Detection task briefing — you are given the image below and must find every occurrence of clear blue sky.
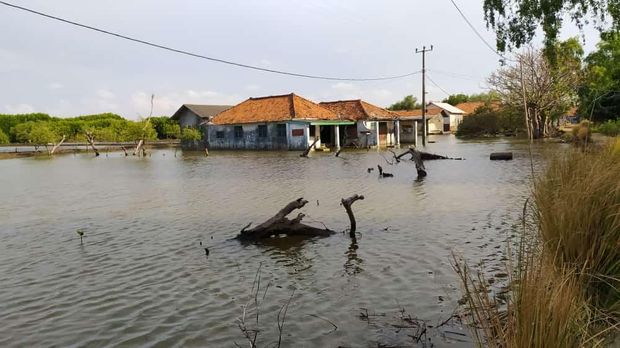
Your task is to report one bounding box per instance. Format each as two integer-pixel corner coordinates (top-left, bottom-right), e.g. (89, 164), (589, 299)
(0, 0), (601, 118)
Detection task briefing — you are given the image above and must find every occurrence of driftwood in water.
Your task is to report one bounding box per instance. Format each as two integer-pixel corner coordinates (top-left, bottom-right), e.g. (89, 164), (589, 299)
(50, 135), (66, 155)
(237, 198), (334, 240)
(341, 194), (364, 238)
(236, 194), (365, 241)
(204, 146), (209, 157)
(133, 139), (144, 156)
(300, 138), (320, 157)
(490, 152), (513, 160)
(377, 165), (394, 178)
(335, 148), (343, 157)
(395, 148), (461, 161)
(84, 132), (100, 156)
(121, 146), (129, 156)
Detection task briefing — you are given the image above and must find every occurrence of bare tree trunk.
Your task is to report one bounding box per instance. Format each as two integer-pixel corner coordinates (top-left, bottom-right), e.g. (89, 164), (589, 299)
(121, 146), (128, 156)
(50, 135), (66, 155)
(85, 132), (100, 156)
(341, 194), (364, 238)
(133, 139), (144, 156)
(300, 138), (319, 157)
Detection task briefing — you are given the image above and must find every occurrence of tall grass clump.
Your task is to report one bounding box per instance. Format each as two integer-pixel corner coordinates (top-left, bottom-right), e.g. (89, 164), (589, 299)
(454, 142), (620, 347)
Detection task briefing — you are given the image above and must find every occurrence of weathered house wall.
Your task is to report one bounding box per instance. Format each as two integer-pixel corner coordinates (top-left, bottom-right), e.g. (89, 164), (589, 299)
(208, 122), (310, 150)
(176, 109), (203, 129)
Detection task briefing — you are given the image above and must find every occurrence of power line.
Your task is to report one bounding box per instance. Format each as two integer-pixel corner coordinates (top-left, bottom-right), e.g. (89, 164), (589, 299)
(426, 74), (451, 96)
(446, 0), (513, 62)
(0, 1), (421, 82)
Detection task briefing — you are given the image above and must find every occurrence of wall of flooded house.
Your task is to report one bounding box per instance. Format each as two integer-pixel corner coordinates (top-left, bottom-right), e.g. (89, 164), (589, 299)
(207, 122), (309, 150)
(177, 110), (202, 129)
(357, 121), (377, 147)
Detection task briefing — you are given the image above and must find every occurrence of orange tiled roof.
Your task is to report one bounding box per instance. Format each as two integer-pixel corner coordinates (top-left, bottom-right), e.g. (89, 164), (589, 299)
(455, 101), (501, 115)
(319, 100), (397, 121)
(393, 106), (442, 119)
(211, 93), (339, 125)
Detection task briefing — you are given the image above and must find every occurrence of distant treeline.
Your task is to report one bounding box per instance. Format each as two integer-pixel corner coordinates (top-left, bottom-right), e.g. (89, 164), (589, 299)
(0, 113), (182, 145)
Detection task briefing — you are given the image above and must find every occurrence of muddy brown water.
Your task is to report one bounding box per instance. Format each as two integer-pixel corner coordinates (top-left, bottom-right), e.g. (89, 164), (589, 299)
(0, 136), (563, 347)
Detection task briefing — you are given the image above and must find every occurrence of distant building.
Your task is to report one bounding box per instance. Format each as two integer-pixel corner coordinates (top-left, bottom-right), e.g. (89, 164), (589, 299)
(455, 101), (501, 116)
(319, 99), (399, 148)
(393, 108), (444, 141)
(208, 93), (352, 150)
(170, 104), (233, 129)
(428, 102), (465, 133)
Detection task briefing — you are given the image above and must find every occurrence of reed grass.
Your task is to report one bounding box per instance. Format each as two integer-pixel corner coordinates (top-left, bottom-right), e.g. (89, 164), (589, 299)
(454, 140), (620, 347)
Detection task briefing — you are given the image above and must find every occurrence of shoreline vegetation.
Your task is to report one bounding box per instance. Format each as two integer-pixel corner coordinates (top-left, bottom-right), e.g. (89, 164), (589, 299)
(455, 139), (620, 347)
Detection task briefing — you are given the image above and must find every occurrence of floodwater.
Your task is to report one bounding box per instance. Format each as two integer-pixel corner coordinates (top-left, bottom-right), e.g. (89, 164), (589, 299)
(0, 136), (562, 347)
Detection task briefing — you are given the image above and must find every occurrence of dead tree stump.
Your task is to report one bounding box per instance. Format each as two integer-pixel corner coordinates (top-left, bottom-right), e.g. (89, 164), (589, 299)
(236, 198), (334, 240)
(341, 194), (364, 238)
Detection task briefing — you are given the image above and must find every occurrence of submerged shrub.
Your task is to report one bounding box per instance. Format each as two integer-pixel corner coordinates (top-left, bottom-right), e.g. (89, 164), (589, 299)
(0, 128), (9, 144)
(181, 127), (203, 141)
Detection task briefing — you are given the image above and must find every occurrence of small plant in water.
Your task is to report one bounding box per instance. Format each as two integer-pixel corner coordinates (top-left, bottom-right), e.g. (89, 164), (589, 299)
(76, 229), (85, 244)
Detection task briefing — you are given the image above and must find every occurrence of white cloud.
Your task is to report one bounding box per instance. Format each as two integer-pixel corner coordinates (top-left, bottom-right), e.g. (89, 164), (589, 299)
(245, 84), (260, 91)
(5, 103), (35, 114)
(97, 89), (116, 99)
(321, 82), (395, 107)
(49, 82), (64, 90)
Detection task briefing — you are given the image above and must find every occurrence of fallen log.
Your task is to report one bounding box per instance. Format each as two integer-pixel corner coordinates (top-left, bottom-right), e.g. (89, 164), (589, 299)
(237, 198), (334, 240)
(490, 152), (513, 160)
(236, 194), (365, 241)
(395, 147), (461, 161)
(300, 138), (320, 157)
(341, 194), (364, 238)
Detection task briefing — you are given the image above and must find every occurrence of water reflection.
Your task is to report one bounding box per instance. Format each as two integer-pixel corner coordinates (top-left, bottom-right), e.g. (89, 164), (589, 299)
(344, 238), (364, 275)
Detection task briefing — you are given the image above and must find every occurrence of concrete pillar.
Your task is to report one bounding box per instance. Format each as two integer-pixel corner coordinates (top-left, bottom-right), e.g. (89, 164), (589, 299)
(413, 121), (418, 147)
(375, 121), (380, 148)
(314, 125), (321, 149)
(334, 125), (340, 149)
(394, 120), (401, 147)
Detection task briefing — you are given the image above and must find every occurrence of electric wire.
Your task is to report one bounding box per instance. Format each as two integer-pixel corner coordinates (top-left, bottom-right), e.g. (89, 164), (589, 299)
(0, 0), (421, 81)
(426, 74), (451, 96)
(447, 0), (514, 62)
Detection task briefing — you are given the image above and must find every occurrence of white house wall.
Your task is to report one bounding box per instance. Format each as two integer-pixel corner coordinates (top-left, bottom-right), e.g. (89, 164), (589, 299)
(207, 122), (309, 150)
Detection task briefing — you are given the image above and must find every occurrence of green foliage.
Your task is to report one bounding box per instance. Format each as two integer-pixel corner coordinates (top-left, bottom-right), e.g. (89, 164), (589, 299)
(483, 0), (619, 57)
(0, 113), (52, 142)
(387, 95), (421, 111)
(579, 32), (620, 122)
(181, 127), (203, 141)
(1, 113), (164, 144)
(442, 94), (469, 106)
(150, 116), (180, 139)
(442, 92), (501, 106)
(456, 104), (524, 137)
(594, 119), (620, 136)
(12, 121), (59, 146)
(0, 128), (9, 144)
(456, 105), (500, 137)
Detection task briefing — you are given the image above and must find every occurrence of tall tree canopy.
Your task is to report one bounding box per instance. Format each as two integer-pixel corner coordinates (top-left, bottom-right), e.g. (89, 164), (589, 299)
(483, 0), (620, 54)
(387, 95), (421, 111)
(579, 31), (620, 121)
(488, 38), (583, 137)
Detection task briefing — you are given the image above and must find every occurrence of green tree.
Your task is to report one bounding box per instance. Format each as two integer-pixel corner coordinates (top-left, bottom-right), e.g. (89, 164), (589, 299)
(442, 94), (470, 106)
(0, 128), (9, 144)
(483, 0), (619, 57)
(163, 123), (181, 139)
(387, 95), (421, 111)
(181, 127), (203, 141)
(579, 32), (620, 122)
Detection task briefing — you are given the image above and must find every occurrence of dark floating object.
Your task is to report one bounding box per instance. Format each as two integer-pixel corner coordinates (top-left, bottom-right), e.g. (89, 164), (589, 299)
(377, 165), (393, 178)
(367, 167), (374, 173)
(204, 248), (209, 256)
(490, 152), (513, 161)
(316, 200), (320, 206)
(76, 229), (85, 244)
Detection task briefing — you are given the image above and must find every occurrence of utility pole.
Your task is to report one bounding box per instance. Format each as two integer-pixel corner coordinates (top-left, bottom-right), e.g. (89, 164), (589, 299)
(416, 45), (433, 146)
